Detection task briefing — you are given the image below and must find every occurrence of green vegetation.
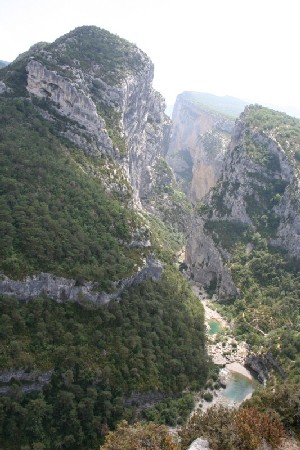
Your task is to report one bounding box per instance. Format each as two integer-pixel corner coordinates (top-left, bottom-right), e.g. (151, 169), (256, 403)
(0, 98), (144, 285)
(243, 104), (300, 171)
(201, 130), (227, 161)
(146, 159), (192, 236)
(43, 26), (147, 85)
(147, 215), (185, 262)
(96, 103), (127, 156)
(0, 270), (208, 449)
(0, 58), (28, 96)
(142, 394), (195, 426)
(244, 383), (300, 436)
(204, 220), (249, 251)
(244, 175), (287, 237)
(209, 183), (232, 216)
(214, 237), (300, 385)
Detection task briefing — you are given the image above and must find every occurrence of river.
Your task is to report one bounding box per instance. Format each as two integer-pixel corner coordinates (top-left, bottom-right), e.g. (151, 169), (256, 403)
(190, 283), (257, 409)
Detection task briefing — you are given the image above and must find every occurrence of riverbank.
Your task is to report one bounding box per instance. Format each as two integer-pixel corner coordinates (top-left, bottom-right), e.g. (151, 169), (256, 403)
(191, 284), (249, 367)
(190, 282), (255, 411)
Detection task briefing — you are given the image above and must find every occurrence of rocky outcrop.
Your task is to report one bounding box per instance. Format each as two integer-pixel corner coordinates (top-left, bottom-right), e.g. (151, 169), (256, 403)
(245, 353), (287, 384)
(0, 80), (12, 94)
(167, 92), (234, 202)
(0, 369), (53, 395)
(186, 216), (238, 299)
(0, 256), (163, 305)
(26, 59), (114, 157)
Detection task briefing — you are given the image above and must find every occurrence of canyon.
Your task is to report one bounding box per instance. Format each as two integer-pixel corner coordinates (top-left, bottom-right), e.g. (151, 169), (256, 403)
(0, 25), (299, 450)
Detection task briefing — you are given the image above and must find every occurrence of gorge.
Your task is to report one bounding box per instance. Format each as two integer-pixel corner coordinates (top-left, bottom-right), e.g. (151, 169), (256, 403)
(0, 26), (299, 450)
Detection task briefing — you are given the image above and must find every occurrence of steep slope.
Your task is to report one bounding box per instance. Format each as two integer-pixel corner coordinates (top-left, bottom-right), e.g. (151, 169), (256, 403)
(2, 27), (172, 205)
(187, 104), (300, 383)
(0, 26), (186, 297)
(0, 27), (208, 450)
(167, 92), (247, 202)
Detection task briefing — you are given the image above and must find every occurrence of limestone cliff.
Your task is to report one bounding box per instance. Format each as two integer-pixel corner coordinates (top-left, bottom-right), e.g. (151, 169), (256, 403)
(2, 26), (171, 207)
(167, 92), (245, 202)
(186, 105), (300, 299)
(0, 256), (163, 304)
(22, 28), (188, 232)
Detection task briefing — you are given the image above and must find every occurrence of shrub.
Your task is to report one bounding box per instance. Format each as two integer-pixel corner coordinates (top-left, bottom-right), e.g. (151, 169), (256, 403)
(179, 405), (285, 450)
(202, 392), (213, 402)
(100, 420), (179, 450)
(234, 407), (285, 450)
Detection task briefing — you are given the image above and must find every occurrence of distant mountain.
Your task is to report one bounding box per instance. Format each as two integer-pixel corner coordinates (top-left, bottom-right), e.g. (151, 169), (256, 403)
(182, 91), (248, 118)
(267, 103), (300, 119)
(0, 60), (9, 68)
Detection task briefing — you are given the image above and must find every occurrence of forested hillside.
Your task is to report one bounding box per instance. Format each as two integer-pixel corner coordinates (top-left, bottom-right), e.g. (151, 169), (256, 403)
(0, 27), (209, 449)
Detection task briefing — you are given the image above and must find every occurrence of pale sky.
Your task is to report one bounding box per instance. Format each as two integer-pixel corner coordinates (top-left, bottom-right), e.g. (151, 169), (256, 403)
(1, 0), (299, 113)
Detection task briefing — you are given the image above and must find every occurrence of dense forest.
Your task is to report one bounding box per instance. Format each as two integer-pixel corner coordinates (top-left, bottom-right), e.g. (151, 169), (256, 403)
(0, 271), (208, 449)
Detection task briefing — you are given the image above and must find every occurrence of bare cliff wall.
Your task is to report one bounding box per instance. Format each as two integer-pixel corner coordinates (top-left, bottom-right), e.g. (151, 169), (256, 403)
(25, 42), (171, 207)
(167, 93), (234, 202)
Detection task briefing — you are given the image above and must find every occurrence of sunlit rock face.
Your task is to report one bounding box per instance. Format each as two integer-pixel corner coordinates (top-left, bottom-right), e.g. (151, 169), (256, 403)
(167, 92), (237, 202)
(20, 27), (172, 208)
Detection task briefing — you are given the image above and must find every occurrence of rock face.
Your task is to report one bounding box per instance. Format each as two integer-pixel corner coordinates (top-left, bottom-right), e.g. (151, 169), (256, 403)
(245, 353), (287, 384)
(0, 370), (53, 395)
(186, 105), (300, 299)
(27, 60), (108, 136)
(0, 256), (163, 304)
(186, 215), (238, 298)
(167, 92), (237, 202)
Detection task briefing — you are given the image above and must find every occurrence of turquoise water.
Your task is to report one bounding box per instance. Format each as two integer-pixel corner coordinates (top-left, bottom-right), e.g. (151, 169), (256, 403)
(222, 371), (256, 403)
(208, 320), (221, 335)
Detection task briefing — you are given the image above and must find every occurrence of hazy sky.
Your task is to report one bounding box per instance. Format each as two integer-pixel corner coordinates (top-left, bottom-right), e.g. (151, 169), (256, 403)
(1, 0), (299, 111)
